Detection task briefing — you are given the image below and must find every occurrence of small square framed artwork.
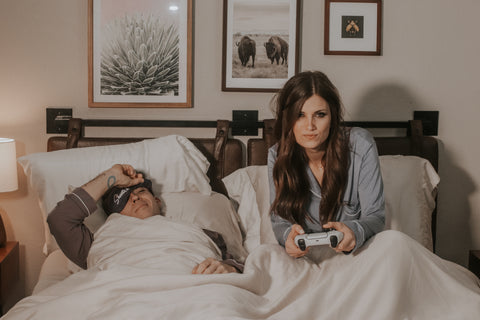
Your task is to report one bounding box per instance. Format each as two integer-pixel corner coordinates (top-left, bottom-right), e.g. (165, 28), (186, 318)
(324, 0), (382, 55)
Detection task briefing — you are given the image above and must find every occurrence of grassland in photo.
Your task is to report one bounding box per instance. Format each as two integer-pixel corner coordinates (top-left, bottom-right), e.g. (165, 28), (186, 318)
(232, 33), (289, 79)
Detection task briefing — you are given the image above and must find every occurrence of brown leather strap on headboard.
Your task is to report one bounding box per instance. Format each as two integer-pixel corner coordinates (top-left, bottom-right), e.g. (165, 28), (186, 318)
(67, 118), (82, 149)
(408, 119), (423, 158)
(264, 119), (276, 150)
(247, 119), (276, 166)
(210, 120), (230, 195)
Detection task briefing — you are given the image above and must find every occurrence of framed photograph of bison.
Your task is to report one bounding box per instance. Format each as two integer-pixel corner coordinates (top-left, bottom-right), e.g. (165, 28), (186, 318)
(88, 0), (193, 108)
(222, 0), (301, 92)
(324, 0), (382, 55)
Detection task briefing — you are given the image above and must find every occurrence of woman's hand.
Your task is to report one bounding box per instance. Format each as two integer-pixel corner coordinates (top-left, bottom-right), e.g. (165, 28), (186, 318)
(322, 221), (356, 253)
(285, 224), (309, 258)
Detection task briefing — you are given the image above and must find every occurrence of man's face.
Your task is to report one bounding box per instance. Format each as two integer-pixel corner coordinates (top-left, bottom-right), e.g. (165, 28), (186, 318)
(119, 187), (162, 219)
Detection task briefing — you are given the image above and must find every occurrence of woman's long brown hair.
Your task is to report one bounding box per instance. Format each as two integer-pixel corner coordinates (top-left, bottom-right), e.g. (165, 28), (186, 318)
(271, 71), (350, 227)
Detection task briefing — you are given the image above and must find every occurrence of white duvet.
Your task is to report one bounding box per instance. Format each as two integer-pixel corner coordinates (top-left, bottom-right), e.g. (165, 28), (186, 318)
(4, 215), (480, 320)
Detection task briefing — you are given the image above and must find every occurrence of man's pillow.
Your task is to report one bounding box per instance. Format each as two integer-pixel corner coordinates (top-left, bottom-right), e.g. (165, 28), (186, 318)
(18, 135), (212, 255)
(162, 192), (247, 262)
(223, 156), (440, 253)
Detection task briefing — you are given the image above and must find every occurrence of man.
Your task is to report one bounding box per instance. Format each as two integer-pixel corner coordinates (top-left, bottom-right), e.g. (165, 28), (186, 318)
(47, 164), (243, 274)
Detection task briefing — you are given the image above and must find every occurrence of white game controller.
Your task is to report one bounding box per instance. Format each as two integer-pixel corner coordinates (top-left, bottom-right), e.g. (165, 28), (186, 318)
(294, 230), (344, 251)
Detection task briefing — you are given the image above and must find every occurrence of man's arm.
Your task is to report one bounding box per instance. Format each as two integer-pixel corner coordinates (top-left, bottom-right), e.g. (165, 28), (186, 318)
(47, 188), (97, 269)
(47, 164), (145, 269)
(192, 229), (244, 274)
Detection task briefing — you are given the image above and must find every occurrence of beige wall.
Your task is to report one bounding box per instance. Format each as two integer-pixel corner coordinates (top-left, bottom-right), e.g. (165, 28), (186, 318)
(1, 0), (479, 297)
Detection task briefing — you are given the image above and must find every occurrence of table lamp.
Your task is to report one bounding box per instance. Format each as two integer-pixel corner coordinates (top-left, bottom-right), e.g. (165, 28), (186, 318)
(0, 138), (18, 247)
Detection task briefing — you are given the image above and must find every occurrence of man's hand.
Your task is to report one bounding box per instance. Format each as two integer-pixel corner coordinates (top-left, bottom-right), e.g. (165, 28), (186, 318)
(285, 224), (309, 258)
(322, 221), (356, 253)
(192, 258), (238, 274)
(109, 164), (144, 188)
(81, 164), (144, 202)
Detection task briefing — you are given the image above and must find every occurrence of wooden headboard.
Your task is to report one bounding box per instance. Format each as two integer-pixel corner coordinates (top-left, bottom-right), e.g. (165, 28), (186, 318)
(47, 116), (439, 248)
(47, 118), (244, 195)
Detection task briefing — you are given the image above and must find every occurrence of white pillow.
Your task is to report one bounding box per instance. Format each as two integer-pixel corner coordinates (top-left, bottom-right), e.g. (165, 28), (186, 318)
(162, 192), (247, 262)
(222, 166), (276, 253)
(18, 135), (212, 255)
(380, 155), (440, 251)
(223, 156), (440, 252)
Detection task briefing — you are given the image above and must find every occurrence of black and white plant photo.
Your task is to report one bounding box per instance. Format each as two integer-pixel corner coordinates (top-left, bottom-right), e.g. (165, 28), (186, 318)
(88, 0), (193, 108)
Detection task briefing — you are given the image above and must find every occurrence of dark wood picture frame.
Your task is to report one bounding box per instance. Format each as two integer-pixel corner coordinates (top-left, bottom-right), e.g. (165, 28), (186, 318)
(222, 0), (301, 92)
(324, 0), (382, 56)
(88, 0), (193, 108)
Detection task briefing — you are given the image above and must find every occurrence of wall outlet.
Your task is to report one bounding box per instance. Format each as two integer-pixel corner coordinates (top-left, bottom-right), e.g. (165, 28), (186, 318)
(232, 110), (258, 136)
(414, 111), (439, 136)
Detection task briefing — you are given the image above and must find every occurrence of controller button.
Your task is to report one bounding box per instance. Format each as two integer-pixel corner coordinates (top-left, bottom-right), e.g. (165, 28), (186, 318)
(330, 235), (338, 248)
(298, 239), (306, 251)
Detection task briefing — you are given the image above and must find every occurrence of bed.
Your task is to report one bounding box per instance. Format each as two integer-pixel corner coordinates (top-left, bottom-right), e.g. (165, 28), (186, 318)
(5, 117), (480, 319)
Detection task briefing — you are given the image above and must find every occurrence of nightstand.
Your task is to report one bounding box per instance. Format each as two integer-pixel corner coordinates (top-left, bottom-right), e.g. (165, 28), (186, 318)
(0, 241), (19, 315)
(469, 250), (480, 279)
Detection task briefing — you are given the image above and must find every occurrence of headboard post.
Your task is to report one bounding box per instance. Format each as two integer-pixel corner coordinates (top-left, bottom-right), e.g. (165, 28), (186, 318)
(408, 120), (424, 158)
(211, 120), (230, 195)
(264, 119), (276, 150)
(246, 119), (276, 166)
(66, 118), (83, 149)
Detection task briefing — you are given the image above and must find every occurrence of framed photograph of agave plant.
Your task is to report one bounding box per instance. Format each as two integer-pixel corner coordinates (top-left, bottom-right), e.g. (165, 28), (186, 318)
(88, 0), (193, 108)
(221, 0), (301, 92)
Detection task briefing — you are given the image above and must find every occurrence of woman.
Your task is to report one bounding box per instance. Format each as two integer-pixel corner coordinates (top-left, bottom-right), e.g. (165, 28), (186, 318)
(269, 70), (385, 258)
(265, 71), (480, 317)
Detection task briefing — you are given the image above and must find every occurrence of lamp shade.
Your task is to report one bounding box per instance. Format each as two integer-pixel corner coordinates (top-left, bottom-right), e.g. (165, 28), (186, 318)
(0, 138), (18, 192)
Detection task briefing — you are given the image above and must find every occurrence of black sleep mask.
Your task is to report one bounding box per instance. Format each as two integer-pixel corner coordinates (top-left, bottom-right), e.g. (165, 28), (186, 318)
(101, 178), (153, 215)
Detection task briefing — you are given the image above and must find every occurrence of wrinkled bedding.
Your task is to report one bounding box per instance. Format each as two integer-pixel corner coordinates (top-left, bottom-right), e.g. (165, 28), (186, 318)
(4, 215), (480, 320)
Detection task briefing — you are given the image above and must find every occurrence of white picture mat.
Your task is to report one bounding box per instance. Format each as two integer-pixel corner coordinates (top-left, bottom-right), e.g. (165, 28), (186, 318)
(224, 0), (297, 90)
(329, 2), (378, 52)
(92, 0), (189, 103)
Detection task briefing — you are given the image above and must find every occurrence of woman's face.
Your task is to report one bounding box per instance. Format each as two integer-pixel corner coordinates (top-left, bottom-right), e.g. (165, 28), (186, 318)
(293, 94), (331, 153)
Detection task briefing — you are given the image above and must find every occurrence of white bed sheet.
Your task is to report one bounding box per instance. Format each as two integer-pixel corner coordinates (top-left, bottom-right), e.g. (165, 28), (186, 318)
(7, 216), (480, 320)
(32, 249), (78, 295)
(14, 155), (479, 319)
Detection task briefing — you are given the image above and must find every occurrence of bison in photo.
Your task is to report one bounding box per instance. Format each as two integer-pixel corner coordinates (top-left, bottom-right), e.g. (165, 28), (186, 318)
(236, 36), (256, 68)
(264, 36), (288, 65)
